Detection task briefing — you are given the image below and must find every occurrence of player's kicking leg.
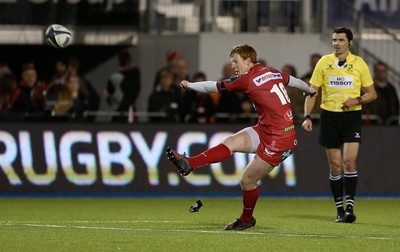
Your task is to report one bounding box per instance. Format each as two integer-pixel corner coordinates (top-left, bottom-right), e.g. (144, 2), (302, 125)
(165, 147), (193, 176)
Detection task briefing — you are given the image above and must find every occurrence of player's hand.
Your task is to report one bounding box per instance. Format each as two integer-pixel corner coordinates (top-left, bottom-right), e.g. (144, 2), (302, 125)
(180, 80), (190, 90)
(309, 87), (318, 98)
(301, 119), (313, 132)
(303, 87), (317, 98)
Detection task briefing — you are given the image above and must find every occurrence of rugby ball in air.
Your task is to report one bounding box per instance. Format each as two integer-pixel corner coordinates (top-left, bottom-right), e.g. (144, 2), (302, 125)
(45, 24), (72, 48)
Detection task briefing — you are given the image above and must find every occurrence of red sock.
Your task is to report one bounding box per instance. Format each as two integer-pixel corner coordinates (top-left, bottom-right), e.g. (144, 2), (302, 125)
(188, 144), (231, 169)
(240, 187), (259, 223)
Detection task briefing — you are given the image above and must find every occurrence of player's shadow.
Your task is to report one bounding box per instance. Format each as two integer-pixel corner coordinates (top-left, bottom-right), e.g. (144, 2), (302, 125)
(355, 222), (400, 229)
(285, 214), (332, 222)
(196, 222), (274, 231)
(195, 222), (230, 229)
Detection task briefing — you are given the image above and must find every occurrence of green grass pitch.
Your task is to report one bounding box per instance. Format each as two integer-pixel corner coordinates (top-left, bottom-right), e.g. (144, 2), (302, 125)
(0, 197), (399, 251)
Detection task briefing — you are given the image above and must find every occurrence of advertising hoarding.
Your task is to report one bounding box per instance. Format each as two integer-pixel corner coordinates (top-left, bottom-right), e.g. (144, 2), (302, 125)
(0, 123), (398, 196)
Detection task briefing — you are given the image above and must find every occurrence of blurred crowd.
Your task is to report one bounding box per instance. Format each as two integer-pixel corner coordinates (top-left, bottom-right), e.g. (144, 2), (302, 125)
(0, 57), (100, 122)
(1, 50), (399, 125)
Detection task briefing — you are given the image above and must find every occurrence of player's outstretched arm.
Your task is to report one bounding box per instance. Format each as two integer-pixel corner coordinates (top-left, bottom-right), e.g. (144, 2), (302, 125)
(180, 80), (218, 93)
(287, 76), (317, 97)
(180, 80), (190, 89)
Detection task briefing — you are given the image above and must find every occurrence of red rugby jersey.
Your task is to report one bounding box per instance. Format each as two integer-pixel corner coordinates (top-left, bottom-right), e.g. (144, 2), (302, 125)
(217, 63), (295, 138)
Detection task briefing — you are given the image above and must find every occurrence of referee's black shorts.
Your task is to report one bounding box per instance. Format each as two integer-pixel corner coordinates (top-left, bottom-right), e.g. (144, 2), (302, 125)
(318, 109), (362, 148)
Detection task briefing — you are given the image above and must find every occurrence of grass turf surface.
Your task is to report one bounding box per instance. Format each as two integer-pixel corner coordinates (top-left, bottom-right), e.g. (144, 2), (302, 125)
(0, 198), (399, 251)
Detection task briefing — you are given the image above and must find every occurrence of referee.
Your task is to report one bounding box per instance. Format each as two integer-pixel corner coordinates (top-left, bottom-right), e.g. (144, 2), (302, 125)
(302, 27), (377, 223)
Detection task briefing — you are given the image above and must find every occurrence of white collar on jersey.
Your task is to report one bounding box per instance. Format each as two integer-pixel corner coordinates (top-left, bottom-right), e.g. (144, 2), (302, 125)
(334, 60), (347, 68)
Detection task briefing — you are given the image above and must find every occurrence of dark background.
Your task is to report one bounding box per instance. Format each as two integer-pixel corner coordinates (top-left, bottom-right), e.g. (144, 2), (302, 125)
(0, 0), (139, 26)
(1, 45), (127, 83)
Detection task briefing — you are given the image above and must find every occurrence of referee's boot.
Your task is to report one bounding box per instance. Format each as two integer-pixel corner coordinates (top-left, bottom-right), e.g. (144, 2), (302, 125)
(335, 212), (345, 223)
(166, 147), (193, 176)
(343, 206), (357, 223)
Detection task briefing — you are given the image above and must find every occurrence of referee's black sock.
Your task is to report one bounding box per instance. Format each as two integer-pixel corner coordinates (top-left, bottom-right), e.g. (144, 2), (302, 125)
(344, 171), (358, 213)
(329, 174), (344, 214)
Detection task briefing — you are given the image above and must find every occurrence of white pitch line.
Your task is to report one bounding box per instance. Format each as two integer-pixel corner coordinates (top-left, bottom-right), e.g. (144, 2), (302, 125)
(1, 222), (394, 241)
(0, 220), (188, 224)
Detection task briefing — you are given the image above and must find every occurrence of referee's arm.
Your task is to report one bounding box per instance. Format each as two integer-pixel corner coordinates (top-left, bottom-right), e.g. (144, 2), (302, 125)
(359, 85), (377, 104)
(343, 85), (377, 109)
(304, 84), (319, 117)
(302, 84), (320, 132)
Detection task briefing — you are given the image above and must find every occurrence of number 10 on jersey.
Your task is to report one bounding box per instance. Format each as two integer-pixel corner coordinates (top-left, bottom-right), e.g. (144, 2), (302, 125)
(270, 83), (291, 105)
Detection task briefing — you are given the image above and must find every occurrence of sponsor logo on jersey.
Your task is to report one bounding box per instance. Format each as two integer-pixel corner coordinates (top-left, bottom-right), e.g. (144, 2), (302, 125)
(280, 149), (293, 160)
(328, 76), (354, 88)
(264, 148), (276, 157)
(284, 125), (295, 132)
(326, 64), (334, 70)
(354, 132), (360, 138)
(284, 109), (293, 122)
(347, 64), (353, 72)
(266, 143), (279, 151)
(253, 72), (282, 86)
